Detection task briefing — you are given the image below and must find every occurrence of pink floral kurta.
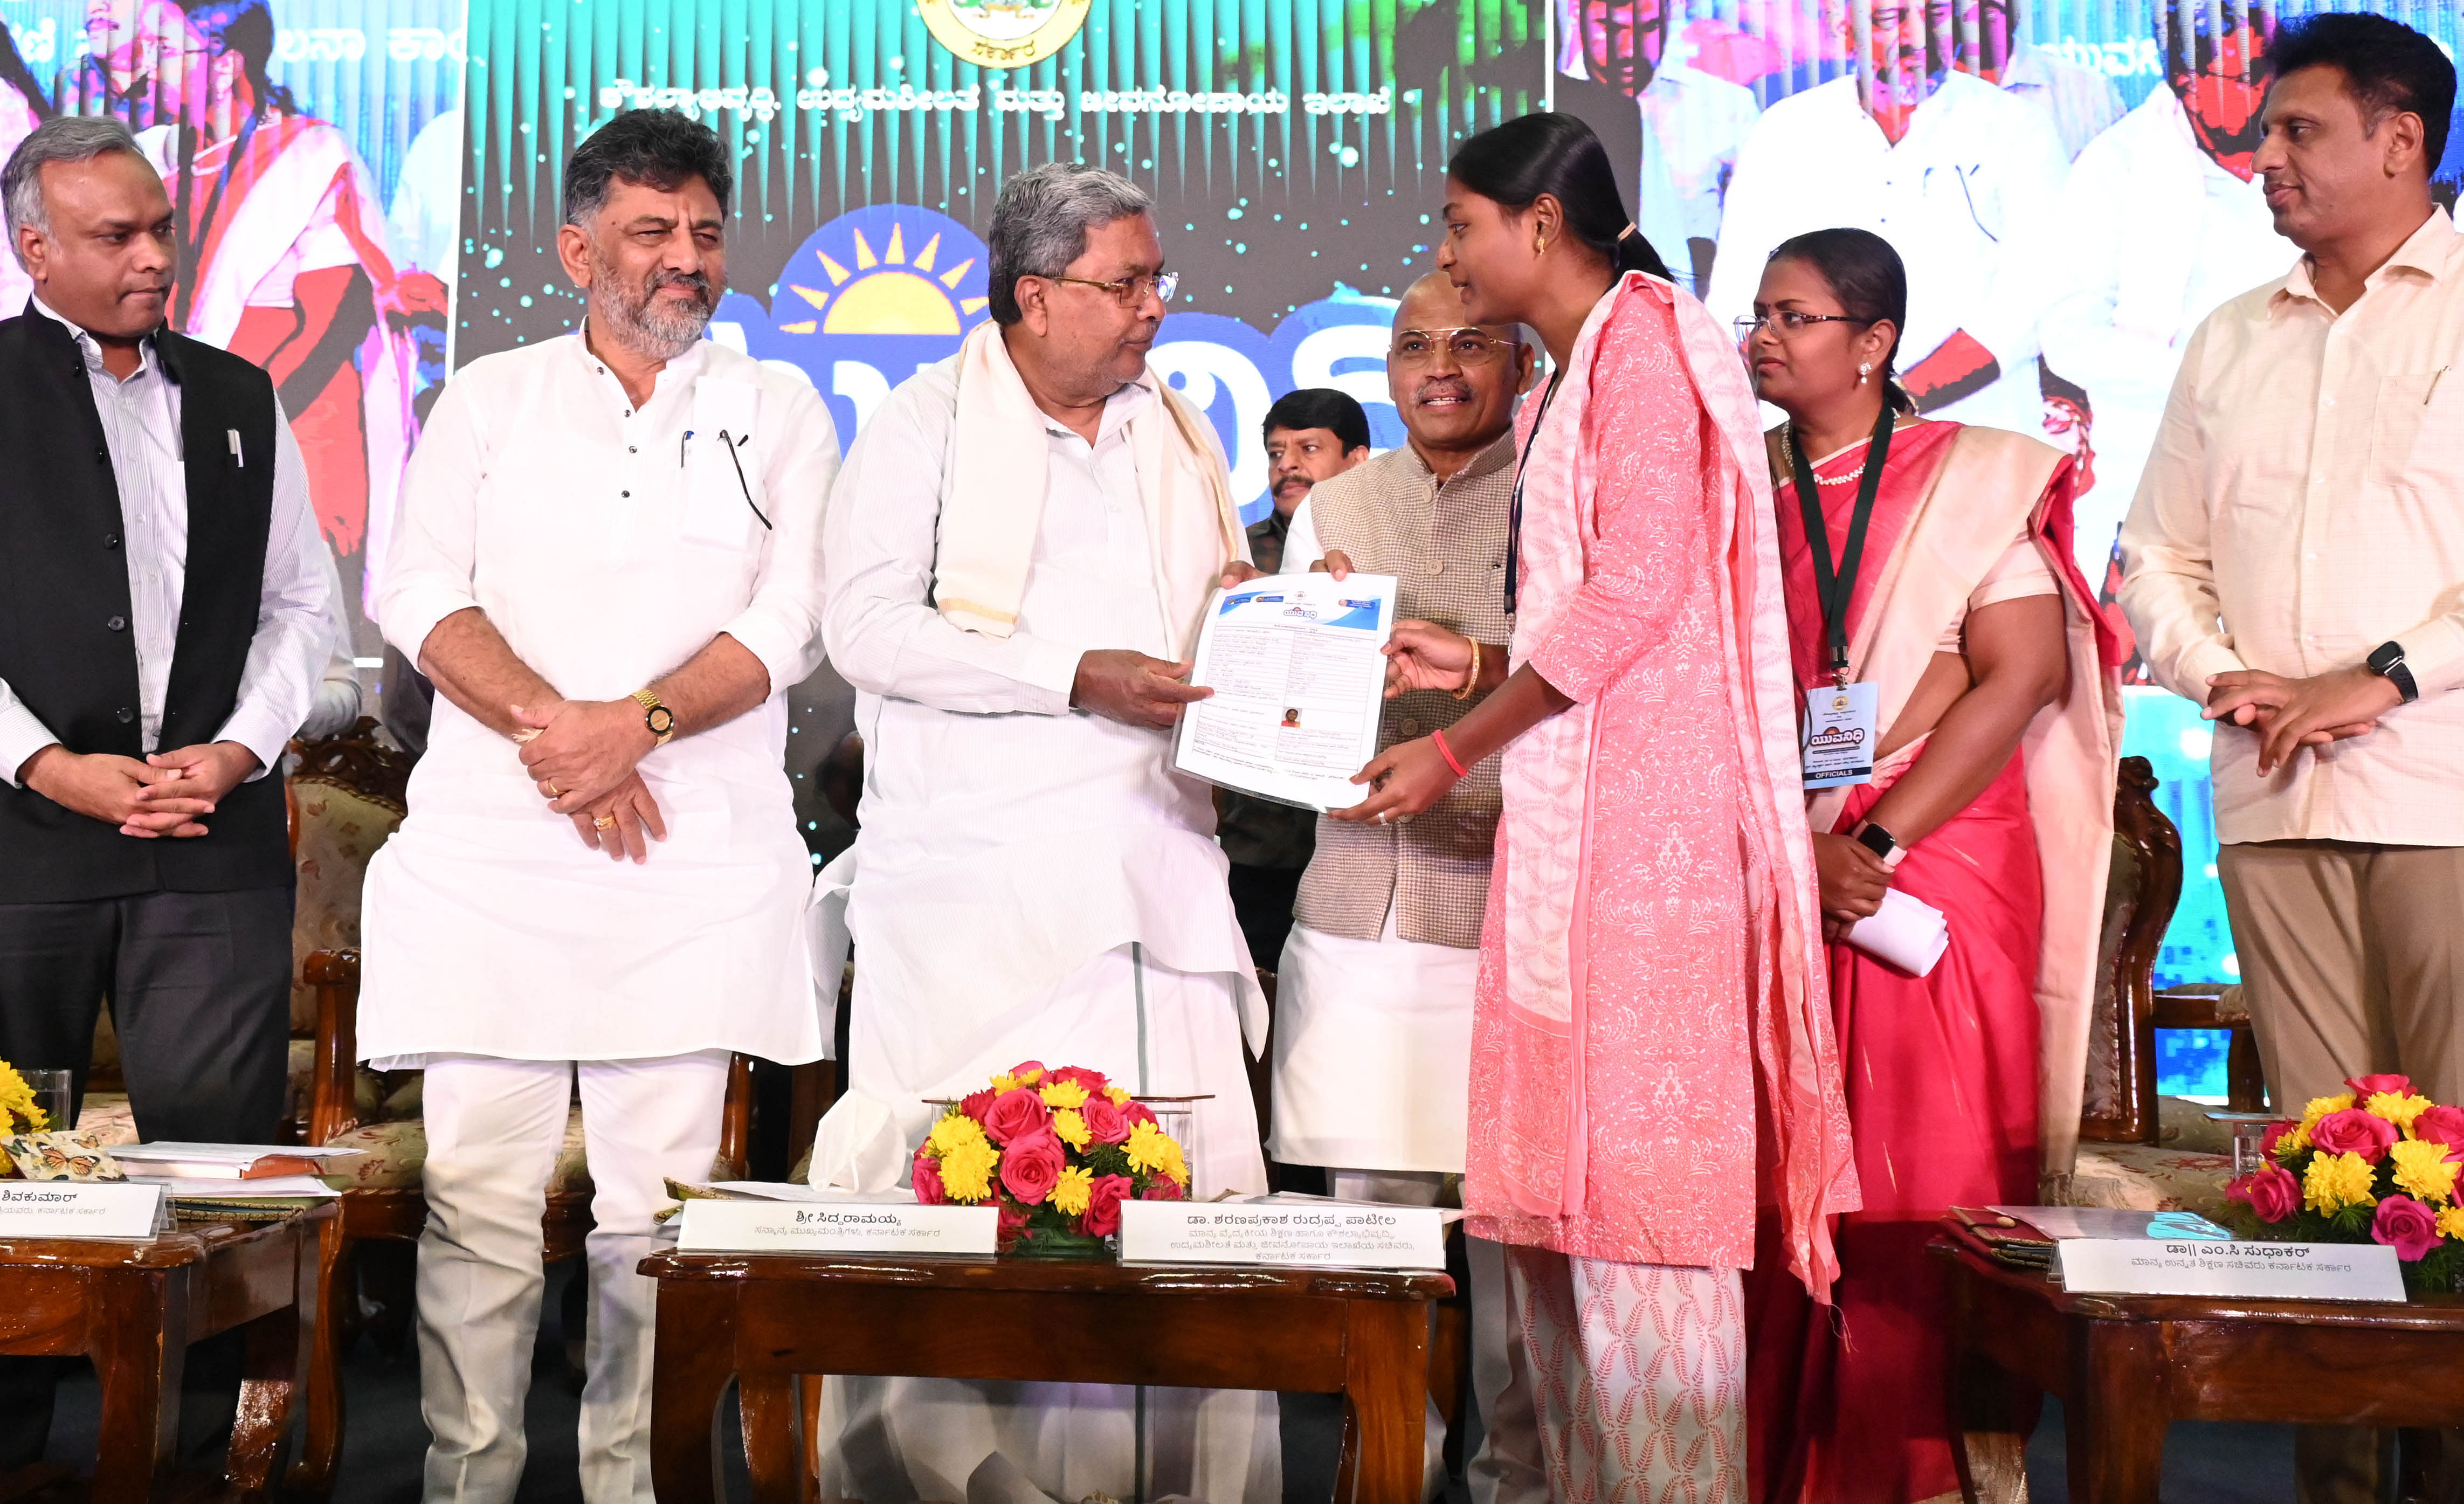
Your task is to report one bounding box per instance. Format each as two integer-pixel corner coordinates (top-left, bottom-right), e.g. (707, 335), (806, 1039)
(1466, 278), (1856, 1283)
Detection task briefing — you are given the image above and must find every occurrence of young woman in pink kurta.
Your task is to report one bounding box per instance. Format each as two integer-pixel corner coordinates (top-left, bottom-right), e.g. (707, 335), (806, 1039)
(1334, 112), (1856, 1504)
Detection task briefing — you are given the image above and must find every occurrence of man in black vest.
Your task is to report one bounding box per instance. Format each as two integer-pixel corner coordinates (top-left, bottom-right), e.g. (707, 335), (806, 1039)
(0, 116), (328, 1151)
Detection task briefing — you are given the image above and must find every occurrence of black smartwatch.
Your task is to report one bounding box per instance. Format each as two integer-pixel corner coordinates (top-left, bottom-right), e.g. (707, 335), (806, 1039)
(2366, 641), (2420, 704)
(1854, 821), (1902, 867)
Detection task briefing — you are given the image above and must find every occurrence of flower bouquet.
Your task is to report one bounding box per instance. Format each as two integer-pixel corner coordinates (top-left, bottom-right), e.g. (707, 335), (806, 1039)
(912, 1060), (1190, 1258)
(2224, 1073), (2464, 1294)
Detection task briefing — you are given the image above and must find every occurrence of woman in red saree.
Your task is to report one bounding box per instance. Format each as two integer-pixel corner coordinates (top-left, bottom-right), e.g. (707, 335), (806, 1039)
(1337, 113), (1857, 1503)
(1736, 229), (2127, 1504)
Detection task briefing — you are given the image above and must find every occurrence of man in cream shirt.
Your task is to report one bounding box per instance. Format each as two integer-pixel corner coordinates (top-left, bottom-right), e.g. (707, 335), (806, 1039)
(810, 162), (1273, 1502)
(2118, 23), (2461, 1495)
(363, 110), (834, 1503)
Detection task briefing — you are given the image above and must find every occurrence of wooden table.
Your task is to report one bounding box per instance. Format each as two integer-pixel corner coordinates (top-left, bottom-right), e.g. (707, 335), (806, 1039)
(641, 1250), (1454, 1503)
(0, 1200), (344, 1502)
(1933, 1230), (2464, 1503)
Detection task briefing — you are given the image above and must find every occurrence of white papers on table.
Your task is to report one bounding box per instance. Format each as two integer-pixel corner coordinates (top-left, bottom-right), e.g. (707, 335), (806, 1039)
(707, 1182), (920, 1204)
(1173, 572), (1399, 812)
(127, 1176), (340, 1200)
(112, 1142), (365, 1172)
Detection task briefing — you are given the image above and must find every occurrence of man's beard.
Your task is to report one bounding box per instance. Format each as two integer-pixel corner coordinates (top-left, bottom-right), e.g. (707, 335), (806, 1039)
(593, 252), (716, 361)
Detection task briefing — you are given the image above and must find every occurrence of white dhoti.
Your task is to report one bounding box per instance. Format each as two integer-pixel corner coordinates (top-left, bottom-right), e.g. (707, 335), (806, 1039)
(811, 943), (1277, 1504)
(1270, 908), (1479, 1174)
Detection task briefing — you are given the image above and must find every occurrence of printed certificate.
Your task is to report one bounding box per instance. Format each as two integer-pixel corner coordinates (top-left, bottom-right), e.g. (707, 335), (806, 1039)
(1174, 572), (1399, 811)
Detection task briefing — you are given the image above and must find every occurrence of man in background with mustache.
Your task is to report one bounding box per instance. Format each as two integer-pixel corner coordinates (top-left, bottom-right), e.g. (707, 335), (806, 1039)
(1268, 272), (1542, 1501)
(0, 112), (330, 1470)
(361, 108), (837, 1502)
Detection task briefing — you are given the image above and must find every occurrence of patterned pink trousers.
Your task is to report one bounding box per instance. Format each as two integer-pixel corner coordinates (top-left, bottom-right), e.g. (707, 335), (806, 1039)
(1500, 1247), (1747, 1504)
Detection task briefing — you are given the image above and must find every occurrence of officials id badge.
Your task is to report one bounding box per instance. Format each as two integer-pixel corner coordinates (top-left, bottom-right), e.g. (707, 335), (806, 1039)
(1802, 681), (1878, 789)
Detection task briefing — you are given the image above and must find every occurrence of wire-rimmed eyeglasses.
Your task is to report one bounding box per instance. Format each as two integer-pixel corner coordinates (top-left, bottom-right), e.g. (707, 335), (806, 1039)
(1048, 271), (1181, 306)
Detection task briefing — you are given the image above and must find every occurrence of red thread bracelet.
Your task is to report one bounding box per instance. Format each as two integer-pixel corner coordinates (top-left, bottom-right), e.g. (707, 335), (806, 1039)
(1432, 727), (1469, 778)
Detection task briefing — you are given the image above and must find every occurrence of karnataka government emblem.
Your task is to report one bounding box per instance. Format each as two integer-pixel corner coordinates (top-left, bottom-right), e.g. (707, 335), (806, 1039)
(917, 0), (1092, 68)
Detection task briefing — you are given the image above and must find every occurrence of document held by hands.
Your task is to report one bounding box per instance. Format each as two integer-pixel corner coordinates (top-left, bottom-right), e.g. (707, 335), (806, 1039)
(1174, 573), (1399, 812)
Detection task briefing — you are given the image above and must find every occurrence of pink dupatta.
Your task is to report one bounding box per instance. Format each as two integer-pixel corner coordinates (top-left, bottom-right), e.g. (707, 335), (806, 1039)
(1494, 273), (1859, 1299)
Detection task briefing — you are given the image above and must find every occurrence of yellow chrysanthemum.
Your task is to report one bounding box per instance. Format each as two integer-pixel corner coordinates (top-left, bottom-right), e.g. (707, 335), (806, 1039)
(2272, 1120), (2312, 1160)
(2370, 1092), (2434, 1132)
(990, 1073), (1020, 1093)
(1105, 1085), (1132, 1107)
(1124, 1120), (1181, 1180)
(1040, 1080), (1091, 1111)
(2439, 1205), (2464, 1243)
(2303, 1150), (2380, 1216)
(1053, 1165), (1093, 1218)
(937, 1137), (998, 1203)
(2301, 1093), (2357, 1129)
(0, 1061), (44, 1134)
(1052, 1107), (1092, 1150)
(929, 1110), (989, 1156)
(2391, 1139), (2462, 1203)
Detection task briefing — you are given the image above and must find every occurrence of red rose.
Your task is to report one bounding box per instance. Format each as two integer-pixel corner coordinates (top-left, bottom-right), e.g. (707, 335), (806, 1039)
(2373, 1194), (2444, 1261)
(2312, 1107), (2400, 1163)
(1048, 1065), (1112, 1095)
(2413, 1105), (2464, 1151)
(2346, 1073), (2414, 1100)
(1083, 1174), (1133, 1236)
(1079, 1094), (1131, 1146)
(2226, 1161), (2299, 1223)
(998, 1130), (1066, 1205)
(1140, 1177), (1183, 1201)
(996, 1198), (1030, 1247)
(1121, 1100), (1159, 1132)
(959, 1088), (997, 1122)
(912, 1149), (948, 1206)
(981, 1087), (1051, 1145)
(1005, 1060), (1047, 1082)
(2259, 1120), (2301, 1160)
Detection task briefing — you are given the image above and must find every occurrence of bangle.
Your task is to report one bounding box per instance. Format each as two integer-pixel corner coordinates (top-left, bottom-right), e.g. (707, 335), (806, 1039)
(1432, 727), (1469, 778)
(1453, 638), (1482, 701)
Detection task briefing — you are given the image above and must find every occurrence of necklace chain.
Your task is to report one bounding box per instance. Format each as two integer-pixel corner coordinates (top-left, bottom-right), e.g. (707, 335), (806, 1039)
(1782, 429), (1866, 487)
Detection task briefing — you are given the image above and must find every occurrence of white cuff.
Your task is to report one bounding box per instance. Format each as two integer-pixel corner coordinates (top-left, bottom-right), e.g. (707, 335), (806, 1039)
(0, 700), (60, 788)
(212, 702), (297, 783)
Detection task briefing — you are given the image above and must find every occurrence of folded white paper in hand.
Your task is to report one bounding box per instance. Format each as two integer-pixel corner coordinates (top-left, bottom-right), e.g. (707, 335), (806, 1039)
(1845, 887), (1949, 976)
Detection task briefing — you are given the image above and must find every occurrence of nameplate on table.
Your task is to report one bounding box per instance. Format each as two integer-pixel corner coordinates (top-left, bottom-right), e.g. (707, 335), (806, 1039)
(2055, 1238), (2405, 1302)
(0, 1182), (168, 1239)
(1116, 1200), (1447, 1269)
(675, 1198), (998, 1255)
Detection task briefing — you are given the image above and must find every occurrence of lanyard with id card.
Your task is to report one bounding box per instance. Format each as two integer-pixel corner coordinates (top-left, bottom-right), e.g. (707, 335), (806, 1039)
(1790, 406), (1896, 790)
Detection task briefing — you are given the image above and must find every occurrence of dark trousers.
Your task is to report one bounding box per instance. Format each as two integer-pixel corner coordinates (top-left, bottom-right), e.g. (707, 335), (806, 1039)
(0, 884), (293, 1468)
(1227, 863), (1305, 972)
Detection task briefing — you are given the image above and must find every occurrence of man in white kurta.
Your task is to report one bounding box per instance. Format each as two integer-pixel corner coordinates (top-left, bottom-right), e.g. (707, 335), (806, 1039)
(809, 163), (1275, 1503)
(362, 111), (832, 1504)
(1708, 43), (2070, 433)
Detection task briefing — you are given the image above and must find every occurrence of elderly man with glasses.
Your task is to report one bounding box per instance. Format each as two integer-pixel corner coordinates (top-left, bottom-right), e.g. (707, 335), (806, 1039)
(809, 161), (1276, 1501)
(1269, 270), (1543, 1501)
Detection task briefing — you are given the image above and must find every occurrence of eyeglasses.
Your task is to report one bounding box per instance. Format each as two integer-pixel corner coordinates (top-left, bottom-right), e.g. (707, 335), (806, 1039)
(1734, 310), (1869, 340)
(1390, 327), (1519, 367)
(1048, 271), (1180, 306)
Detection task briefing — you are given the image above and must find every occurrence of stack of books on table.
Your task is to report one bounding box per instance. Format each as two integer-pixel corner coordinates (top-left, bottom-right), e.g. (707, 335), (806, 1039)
(111, 1143), (359, 1218)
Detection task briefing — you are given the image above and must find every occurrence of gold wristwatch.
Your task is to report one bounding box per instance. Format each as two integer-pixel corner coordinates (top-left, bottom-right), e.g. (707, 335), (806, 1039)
(631, 688), (675, 747)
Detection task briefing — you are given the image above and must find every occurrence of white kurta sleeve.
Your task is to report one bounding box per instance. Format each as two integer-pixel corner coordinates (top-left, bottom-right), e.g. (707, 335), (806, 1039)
(1283, 496), (1326, 572)
(2117, 319), (2247, 699)
(719, 381), (838, 695)
(215, 399), (339, 776)
(372, 373), (487, 667)
(820, 378), (1083, 714)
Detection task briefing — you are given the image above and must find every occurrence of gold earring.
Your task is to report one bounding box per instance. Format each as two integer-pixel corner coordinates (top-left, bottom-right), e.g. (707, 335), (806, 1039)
(1535, 237), (1546, 254)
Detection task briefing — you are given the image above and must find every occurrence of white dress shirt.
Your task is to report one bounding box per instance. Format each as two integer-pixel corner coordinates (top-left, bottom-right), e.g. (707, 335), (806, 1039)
(1632, 61), (1762, 292)
(819, 354), (1262, 1053)
(1999, 44), (2125, 162)
(2039, 89), (2293, 575)
(2120, 210), (2464, 847)
(1708, 71), (2073, 434)
(0, 298), (329, 785)
(359, 330), (836, 1065)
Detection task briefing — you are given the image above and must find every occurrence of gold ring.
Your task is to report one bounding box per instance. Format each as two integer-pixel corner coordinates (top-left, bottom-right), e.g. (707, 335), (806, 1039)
(546, 782), (563, 799)
(593, 815), (616, 830)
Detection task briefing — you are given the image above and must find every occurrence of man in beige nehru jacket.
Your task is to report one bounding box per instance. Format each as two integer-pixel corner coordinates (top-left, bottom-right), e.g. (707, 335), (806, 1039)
(1270, 271), (1542, 1502)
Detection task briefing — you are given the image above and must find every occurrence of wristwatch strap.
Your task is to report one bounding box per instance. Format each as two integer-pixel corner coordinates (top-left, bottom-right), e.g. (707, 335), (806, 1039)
(1854, 821), (1907, 871)
(2368, 641), (2420, 704)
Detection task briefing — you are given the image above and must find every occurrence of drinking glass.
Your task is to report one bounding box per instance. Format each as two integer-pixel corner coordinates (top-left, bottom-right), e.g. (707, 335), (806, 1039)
(22, 1070), (72, 1135)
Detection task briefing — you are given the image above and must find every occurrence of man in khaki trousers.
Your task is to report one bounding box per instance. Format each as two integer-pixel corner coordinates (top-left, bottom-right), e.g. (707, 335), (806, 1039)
(2118, 16), (2461, 1501)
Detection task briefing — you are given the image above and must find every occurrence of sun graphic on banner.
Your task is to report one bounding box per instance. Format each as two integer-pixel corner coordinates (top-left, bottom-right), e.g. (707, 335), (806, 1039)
(775, 218), (990, 336)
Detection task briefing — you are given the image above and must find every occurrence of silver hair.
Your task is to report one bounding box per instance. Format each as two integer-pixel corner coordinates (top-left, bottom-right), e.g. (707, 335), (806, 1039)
(985, 163), (1153, 326)
(3, 117), (147, 268)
